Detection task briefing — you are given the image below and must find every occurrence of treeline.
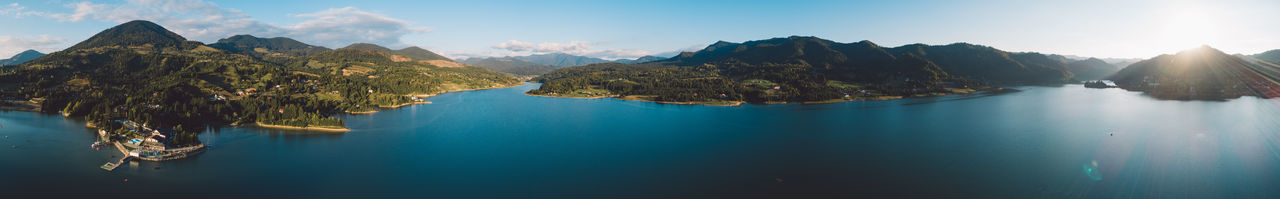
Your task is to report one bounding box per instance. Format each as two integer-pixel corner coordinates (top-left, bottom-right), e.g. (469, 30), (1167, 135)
(530, 61), (981, 103)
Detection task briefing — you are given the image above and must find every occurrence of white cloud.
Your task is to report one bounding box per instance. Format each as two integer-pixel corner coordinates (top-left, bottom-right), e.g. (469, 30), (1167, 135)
(0, 2), (48, 18)
(0, 35), (68, 57)
(492, 40), (593, 54)
(26, 1), (428, 48)
(284, 7), (430, 47)
(487, 40), (654, 60)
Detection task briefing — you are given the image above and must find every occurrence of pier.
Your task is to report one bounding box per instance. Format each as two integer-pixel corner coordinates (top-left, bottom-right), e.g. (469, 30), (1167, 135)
(100, 156), (131, 171)
(94, 120), (208, 172)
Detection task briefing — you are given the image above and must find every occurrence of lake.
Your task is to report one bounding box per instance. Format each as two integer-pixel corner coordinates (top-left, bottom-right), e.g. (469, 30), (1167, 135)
(2, 83), (1278, 198)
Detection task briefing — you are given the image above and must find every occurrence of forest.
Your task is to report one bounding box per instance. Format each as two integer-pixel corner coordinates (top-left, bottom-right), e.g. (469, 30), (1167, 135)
(0, 21), (518, 146)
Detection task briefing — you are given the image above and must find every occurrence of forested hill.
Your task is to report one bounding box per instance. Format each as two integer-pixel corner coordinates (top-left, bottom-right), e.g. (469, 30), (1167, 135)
(1109, 46), (1280, 100)
(340, 43), (452, 61)
(210, 34), (330, 56)
(530, 36), (1115, 104)
(0, 20), (518, 146)
(64, 20), (199, 51)
(208, 34), (331, 64)
(531, 36), (986, 104)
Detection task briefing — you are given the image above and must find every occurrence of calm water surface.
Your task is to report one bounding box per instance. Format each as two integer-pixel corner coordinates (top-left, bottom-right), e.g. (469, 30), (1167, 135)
(2, 84), (1278, 198)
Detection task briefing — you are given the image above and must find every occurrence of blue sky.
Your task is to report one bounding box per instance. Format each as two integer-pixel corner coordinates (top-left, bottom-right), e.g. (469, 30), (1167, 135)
(1, 0), (1278, 60)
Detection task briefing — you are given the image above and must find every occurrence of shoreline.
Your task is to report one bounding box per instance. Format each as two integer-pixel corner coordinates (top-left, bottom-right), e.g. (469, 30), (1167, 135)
(800, 96), (907, 104)
(348, 82), (526, 114)
(524, 93), (745, 106)
(0, 100), (41, 112)
(378, 101), (432, 108)
(522, 89), (1007, 106)
(410, 82), (527, 98)
(616, 95), (745, 106)
(524, 92), (618, 99)
(253, 122), (351, 132)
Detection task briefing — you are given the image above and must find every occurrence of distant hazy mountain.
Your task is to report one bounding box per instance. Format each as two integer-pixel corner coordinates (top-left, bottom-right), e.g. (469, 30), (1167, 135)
(1252, 49), (1280, 64)
(1052, 54), (1141, 69)
(462, 53), (671, 75)
(1065, 58), (1120, 80)
(517, 53), (612, 66)
(1110, 46), (1280, 100)
(0, 50), (45, 66)
(615, 55), (667, 64)
(460, 57), (555, 76)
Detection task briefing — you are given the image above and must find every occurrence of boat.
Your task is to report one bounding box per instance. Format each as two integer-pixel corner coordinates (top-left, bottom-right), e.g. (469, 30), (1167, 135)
(91, 141), (103, 150)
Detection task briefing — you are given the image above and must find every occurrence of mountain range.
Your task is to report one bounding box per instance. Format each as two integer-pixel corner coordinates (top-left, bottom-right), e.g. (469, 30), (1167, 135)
(530, 36), (1142, 104)
(1110, 46), (1280, 99)
(1251, 49), (1280, 64)
(461, 53), (669, 75)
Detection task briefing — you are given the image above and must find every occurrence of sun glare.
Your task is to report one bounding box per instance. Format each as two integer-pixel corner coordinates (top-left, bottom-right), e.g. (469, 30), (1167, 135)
(1157, 5), (1220, 52)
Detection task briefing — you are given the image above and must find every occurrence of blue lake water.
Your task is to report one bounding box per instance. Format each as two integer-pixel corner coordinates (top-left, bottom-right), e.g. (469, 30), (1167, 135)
(2, 83), (1279, 198)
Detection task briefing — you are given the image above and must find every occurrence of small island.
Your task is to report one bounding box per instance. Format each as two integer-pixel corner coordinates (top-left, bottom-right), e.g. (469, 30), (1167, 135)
(1083, 80), (1115, 88)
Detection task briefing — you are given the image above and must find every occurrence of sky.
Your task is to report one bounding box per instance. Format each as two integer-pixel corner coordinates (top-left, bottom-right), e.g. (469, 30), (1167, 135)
(0, 0), (1277, 60)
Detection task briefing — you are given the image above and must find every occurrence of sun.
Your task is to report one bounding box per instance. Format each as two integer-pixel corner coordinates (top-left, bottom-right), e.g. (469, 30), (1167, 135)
(1156, 5), (1220, 51)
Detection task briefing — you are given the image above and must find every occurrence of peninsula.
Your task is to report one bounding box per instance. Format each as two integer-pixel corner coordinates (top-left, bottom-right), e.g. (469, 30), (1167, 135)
(0, 20), (519, 149)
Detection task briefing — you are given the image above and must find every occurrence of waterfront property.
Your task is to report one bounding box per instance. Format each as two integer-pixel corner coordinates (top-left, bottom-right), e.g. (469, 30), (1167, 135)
(96, 120), (206, 169)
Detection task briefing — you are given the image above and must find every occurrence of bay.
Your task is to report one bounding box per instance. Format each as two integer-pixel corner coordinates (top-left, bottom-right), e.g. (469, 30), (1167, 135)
(1, 83), (1278, 198)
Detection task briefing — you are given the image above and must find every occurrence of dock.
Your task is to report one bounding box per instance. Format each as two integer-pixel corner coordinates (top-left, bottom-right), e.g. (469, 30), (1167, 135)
(100, 156), (130, 171)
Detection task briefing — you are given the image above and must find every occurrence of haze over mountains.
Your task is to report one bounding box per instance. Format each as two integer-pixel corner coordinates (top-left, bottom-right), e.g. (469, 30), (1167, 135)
(531, 36), (1280, 103)
(461, 53), (667, 75)
(1251, 49), (1280, 64)
(1110, 46), (1280, 99)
